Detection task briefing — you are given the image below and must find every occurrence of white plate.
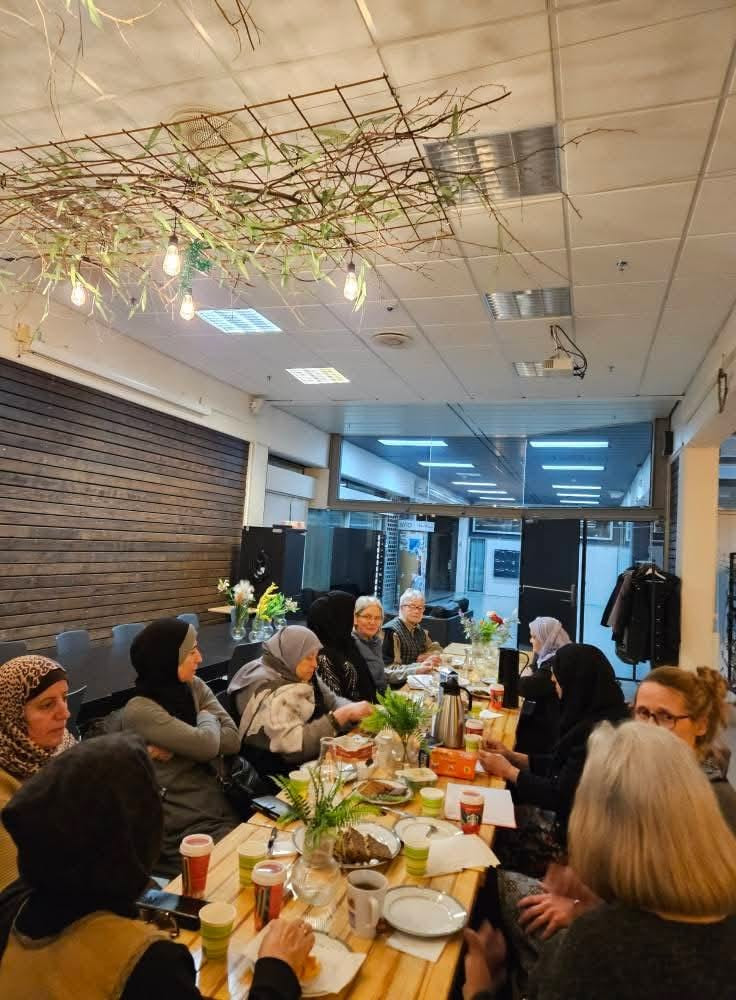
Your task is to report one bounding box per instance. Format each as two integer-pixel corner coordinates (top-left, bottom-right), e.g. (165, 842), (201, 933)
(383, 887), (468, 938)
(394, 817), (461, 842)
(303, 933), (356, 998)
(355, 779), (412, 805)
(292, 822), (401, 869)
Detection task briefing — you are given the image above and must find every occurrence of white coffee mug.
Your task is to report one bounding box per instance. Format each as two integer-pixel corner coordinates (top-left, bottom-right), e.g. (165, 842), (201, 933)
(346, 869), (388, 938)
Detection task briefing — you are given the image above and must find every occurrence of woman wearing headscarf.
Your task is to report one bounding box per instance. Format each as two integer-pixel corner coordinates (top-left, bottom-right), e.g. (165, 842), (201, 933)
(0, 655), (76, 892)
(114, 618), (241, 875)
(481, 643), (628, 876)
(0, 734), (315, 1000)
(516, 617), (572, 755)
(229, 626), (373, 779)
(306, 591), (377, 702)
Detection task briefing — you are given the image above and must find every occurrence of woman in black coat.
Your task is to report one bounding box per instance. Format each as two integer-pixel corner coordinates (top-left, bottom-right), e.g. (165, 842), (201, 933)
(306, 591), (377, 703)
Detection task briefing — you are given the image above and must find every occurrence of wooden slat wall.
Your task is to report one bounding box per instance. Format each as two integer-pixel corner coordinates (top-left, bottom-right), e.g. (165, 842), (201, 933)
(0, 357), (248, 649)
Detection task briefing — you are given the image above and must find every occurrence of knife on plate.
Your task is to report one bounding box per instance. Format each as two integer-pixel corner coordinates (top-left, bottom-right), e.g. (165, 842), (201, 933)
(267, 826), (278, 856)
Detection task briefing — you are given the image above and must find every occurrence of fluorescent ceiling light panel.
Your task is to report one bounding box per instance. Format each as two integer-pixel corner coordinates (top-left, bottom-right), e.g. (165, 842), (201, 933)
(486, 287), (571, 322)
(451, 481), (497, 486)
(552, 484), (601, 490)
(286, 367), (350, 384)
(467, 489), (507, 494)
(478, 497), (516, 502)
(530, 440), (608, 449)
(542, 465), (605, 471)
(556, 492), (604, 498)
(418, 461), (474, 468)
(559, 499), (600, 505)
(197, 308), (281, 334)
(378, 439), (447, 447)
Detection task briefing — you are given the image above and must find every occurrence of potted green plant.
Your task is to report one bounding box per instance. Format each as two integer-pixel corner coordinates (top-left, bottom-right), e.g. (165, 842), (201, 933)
(360, 690), (431, 765)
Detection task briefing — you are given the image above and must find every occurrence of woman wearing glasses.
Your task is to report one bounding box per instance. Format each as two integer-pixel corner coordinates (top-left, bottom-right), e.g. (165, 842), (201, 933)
(381, 589), (441, 672)
(353, 595), (432, 692)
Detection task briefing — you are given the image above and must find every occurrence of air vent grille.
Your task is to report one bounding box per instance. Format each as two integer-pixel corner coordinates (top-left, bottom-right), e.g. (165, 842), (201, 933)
(485, 286), (571, 321)
(371, 331), (414, 349)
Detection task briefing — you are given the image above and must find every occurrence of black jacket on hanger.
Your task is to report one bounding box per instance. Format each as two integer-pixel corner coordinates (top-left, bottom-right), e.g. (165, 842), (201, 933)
(601, 564), (680, 666)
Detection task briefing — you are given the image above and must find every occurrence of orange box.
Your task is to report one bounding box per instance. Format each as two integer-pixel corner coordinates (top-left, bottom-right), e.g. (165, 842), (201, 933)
(429, 747), (477, 780)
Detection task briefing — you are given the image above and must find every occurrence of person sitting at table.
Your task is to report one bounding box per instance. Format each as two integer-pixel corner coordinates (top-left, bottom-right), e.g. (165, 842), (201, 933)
(113, 618), (241, 876)
(515, 617), (571, 755)
(229, 626), (373, 780)
(463, 722), (736, 1000)
(353, 595), (432, 692)
(381, 589), (442, 670)
(0, 655), (76, 892)
(0, 733), (316, 1000)
(480, 643), (628, 877)
(306, 591), (377, 702)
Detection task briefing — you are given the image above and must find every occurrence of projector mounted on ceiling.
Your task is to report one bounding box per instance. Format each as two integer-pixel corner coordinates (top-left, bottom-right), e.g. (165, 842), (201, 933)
(514, 324), (588, 379)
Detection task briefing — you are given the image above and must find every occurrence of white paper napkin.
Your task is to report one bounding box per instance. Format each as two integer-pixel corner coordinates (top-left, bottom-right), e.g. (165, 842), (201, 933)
(407, 674), (435, 691)
(443, 784), (517, 828)
(243, 926), (365, 995)
(387, 931), (448, 961)
(425, 834), (499, 876)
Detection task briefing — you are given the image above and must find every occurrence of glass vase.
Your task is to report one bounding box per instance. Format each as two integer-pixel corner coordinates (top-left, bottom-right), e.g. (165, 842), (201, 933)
(230, 606), (249, 641)
(248, 616), (273, 642)
(291, 833), (341, 930)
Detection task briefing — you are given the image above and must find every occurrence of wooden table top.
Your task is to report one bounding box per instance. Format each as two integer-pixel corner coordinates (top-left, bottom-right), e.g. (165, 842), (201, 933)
(168, 707), (519, 1000)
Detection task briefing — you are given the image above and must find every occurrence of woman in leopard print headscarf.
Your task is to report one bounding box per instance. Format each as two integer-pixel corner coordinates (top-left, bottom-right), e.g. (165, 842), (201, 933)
(0, 656), (77, 890)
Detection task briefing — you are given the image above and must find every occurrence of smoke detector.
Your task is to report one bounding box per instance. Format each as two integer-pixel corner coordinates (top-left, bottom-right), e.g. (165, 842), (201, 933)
(371, 331), (414, 349)
(170, 108), (246, 150)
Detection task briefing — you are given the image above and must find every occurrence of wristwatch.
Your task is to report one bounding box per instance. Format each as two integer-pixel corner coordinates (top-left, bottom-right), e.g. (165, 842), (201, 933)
(327, 711), (340, 734)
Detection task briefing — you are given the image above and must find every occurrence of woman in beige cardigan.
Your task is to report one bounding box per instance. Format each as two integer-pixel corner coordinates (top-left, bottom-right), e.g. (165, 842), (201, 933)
(0, 655), (76, 890)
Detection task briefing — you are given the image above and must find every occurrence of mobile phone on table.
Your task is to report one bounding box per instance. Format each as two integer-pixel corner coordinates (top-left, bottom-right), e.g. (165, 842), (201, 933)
(251, 794), (291, 820)
(137, 888), (208, 930)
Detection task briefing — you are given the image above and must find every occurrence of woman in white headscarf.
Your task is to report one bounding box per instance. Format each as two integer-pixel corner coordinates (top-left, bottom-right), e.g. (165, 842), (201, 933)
(516, 617), (572, 754)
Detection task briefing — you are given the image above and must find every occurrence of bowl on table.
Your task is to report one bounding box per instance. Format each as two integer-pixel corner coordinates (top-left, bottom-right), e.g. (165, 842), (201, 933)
(395, 767), (438, 793)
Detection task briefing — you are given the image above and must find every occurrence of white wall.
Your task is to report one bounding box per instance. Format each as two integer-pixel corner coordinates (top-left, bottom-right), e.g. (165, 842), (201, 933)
(340, 441), (420, 499)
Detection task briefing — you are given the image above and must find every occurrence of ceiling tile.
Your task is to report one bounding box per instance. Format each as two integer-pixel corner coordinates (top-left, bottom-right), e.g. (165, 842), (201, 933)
(573, 282), (666, 317)
(639, 308), (718, 394)
(363, 0), (546, 44)
(666, 277), (736, 318)
(571, 240), (679, 284)
(677, 234), (736, 276)
(563, 102), (716, 194)
(377, 260), (477, 298)
(331, 300), (417, 331)
(556, 0), (734, 46)
(423, 323), (499, 347)
(558, 7), (736, 118)
(467, 251), (570, 292)
(403, 295), (490, 325)
(451, 199), (566, 255)
(690, 175), (736, 235)
(709, 95), (736, 173)
(568, 183), (695, 246)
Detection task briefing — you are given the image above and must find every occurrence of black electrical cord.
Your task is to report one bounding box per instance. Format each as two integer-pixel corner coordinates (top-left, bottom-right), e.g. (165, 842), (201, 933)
(550, 323), (588, 379)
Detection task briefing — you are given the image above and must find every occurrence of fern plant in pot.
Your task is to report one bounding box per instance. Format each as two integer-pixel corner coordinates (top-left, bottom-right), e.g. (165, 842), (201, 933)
(361, 690), (432, 766)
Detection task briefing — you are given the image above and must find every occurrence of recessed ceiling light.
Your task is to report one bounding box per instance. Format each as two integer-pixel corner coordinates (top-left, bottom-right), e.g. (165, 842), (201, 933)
(478, 496), (516, 502)
(552, 484), (601, 490)
(556, 492), (603, 498)
(559, 499), (600, 505)
(418, 461), (474, 468)
(451, 481), (497, 486)
(467, 489), (507, 494)
(456, 473), (481, 477)
(529, 440), (608, 449)
(486, 287), (571, 321)
(286, 367), (350, 384)
(197, 308), (281, 334)
(378, 439), (447, 447)
(542, 465), (605, 471)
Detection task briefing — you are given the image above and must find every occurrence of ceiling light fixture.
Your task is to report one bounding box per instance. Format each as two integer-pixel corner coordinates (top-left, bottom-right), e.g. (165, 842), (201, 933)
(163, 232), (181, 277)
(485, 287), (571, 321)
(179, 290), (195, 321)
(552, 484), (601, 490)
(378, 439), (448, 447)
(197, 309), (281, 334)
(287, 367), (350, 384)
(556, 492), (604, 498)
(542, 465), (605, 471)
(418, 461), (474, 468)
(559, 499), (600, 505)
(466, 489), (507, 494)
(343, 260), (358, 302)
(451, 481), (497, 486)
(530, 440), (608, 449)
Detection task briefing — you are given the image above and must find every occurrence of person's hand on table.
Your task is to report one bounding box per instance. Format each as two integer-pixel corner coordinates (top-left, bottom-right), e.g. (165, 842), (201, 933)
(478, 749), (519, 783)
(258, 917), (315, 976)
(517, 892), (579, 939)
(333, 701), (373, 726)
(463, 921), (507, 1000)
(147, 744), (173, 762)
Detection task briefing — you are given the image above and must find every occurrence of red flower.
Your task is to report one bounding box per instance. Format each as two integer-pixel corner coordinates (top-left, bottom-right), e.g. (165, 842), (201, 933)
(489, 613), (504, 625)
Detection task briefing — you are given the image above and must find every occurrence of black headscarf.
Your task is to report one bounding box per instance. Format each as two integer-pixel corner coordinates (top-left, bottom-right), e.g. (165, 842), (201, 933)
(307, 591), (377, 702)
(552, 643), (628, 755)
(130, 617), (197, 726)
(0, 734), (162, 944)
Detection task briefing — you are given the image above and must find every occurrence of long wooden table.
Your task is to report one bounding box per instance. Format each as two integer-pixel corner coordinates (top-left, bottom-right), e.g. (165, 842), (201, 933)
(167, 706), (519, 1000)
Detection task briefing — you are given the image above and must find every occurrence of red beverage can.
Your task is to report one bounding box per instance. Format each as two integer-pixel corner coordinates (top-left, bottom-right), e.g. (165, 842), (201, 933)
(252, 861), (287, 931)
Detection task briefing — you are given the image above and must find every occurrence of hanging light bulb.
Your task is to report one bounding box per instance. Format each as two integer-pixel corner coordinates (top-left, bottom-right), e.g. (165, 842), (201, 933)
(343, 260), (358, 302)
(71, 281), (86, 308)
(180, 289), (195, 321)
(163, 233), (181, 277)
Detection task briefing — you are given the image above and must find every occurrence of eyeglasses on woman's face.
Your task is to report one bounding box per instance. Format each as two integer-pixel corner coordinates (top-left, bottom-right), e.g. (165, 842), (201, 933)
(633, 706), (691, 729)
(357, 612), (383, 623)
(401, 603), (425, 612)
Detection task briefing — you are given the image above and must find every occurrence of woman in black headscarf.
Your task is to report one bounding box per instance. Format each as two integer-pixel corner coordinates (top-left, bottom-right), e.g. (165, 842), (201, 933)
(0, 734), (314, 1000)
(112, 618), (241, 875)
(306, 591), (377, 703)
(480, 643), (628, 876)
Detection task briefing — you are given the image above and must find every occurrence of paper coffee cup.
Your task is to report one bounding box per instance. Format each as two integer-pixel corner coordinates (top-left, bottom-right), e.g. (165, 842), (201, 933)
(419, 787), (445, 817)
(252, 860), (287, 931)
(238, 839), (268, 887)
(288, 769), (310, 798)
(180, 834), (213, 898)
(459, 790), (484, 834)
(199, 901), (236, 960)
(402, 822), (430, 877)
(464, 733), (481, 755)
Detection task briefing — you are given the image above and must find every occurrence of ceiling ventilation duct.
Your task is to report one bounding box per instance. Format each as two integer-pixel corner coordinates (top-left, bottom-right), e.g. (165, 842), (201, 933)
(485, 287), (571, 321)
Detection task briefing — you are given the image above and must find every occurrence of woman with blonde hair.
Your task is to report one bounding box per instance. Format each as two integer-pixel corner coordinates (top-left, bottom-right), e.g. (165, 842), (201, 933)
(464, 722), (736, 1000)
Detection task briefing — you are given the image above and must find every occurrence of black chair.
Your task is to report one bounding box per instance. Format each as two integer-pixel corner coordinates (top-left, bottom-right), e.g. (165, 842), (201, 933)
(56, 629), (92, 660)
(66, 684), (87, 740)
(177, 613), (200, 629)
(216, 688), (240, 724)
(226, 641), (262, 682)
(0, 640), (27, 664)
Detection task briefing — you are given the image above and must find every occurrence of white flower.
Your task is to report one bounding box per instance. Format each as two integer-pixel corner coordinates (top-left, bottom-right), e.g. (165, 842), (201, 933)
(233, 579), (254, 606)
(284, 597), (299, 614)
(217, 578), (230, 594)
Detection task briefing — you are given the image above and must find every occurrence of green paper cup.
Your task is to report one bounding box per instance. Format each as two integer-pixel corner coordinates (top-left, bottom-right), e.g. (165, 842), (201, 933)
(238, 839), (268, 887)
(199, 901), (236, 960)
(419, 787), (445, 817)
(402, 823), (430, 877)
(464, 733), (481, 755)
(288, 770), (310, 799)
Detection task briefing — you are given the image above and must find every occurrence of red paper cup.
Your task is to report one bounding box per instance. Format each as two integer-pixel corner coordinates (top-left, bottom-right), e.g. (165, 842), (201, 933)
(252, 860), (287, 931)
(180, 834), (214, 897)
(489, 684), (504, 711)
(459, 790), (484, 834)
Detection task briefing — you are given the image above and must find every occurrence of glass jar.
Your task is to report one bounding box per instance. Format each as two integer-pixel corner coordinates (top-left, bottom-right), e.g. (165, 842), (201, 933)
(290, 833), (341, 930)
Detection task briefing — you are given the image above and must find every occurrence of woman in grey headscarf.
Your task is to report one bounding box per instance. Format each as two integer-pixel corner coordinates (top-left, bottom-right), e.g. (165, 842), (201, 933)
(516, 617), (572, 755)
(228, 626), (373, 778)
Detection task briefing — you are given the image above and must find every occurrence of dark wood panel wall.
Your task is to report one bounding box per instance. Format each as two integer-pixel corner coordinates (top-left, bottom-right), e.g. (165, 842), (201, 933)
(0, 357), (248, 649)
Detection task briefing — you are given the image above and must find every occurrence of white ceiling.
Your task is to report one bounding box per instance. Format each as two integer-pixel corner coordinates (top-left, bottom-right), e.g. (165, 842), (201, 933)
(2, 0), (736, 435)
